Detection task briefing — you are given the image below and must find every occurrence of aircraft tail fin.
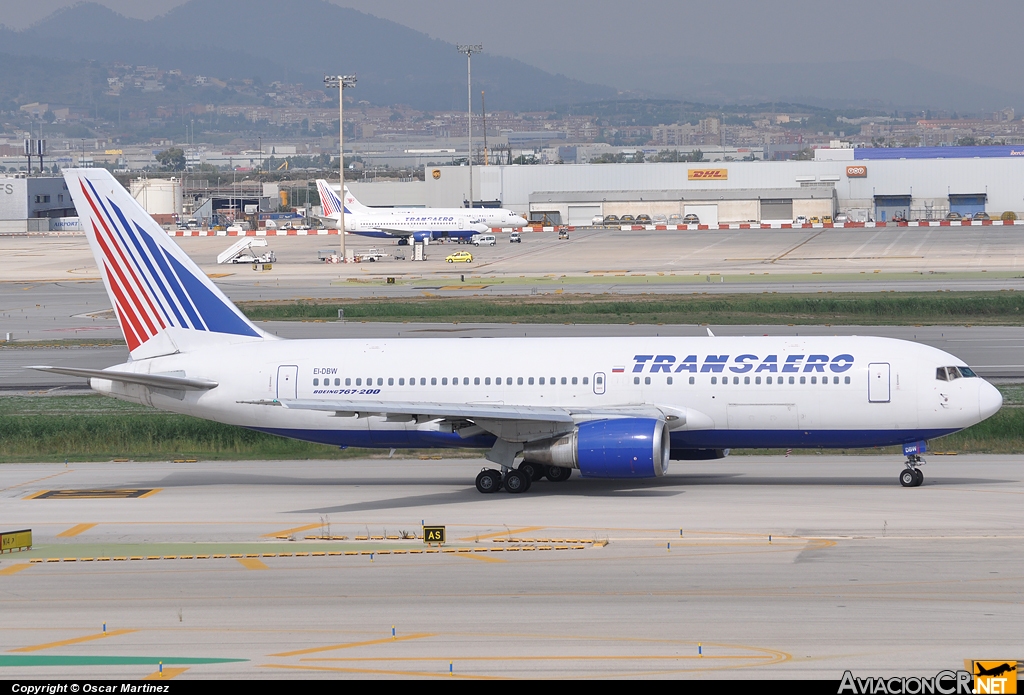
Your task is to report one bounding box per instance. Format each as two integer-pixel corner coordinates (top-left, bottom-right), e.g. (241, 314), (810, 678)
(64, 168), (274, 360)
(342, 185), (370, 212)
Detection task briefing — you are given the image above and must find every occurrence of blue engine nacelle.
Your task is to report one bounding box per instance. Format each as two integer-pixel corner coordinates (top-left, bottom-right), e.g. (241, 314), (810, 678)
(412, 231), (432, 242)
(521, 418), (670, 479)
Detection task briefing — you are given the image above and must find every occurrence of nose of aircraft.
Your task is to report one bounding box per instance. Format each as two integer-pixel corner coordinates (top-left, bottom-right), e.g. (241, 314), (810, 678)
(510, 215), (529, 227)
(979, 380), (1003, 420)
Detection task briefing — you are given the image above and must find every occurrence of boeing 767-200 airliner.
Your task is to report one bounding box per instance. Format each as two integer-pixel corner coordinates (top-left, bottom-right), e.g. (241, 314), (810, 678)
(30, 169), (1002, 494)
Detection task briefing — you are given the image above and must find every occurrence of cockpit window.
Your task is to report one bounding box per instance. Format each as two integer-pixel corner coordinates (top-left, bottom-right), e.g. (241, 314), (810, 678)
(937, 365), (978, 381)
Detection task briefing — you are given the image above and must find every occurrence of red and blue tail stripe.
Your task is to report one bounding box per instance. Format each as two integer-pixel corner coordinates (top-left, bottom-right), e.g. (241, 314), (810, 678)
(67, 169), (262, 353)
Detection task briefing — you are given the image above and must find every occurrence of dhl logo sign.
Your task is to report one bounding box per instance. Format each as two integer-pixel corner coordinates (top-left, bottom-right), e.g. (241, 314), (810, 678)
(688, 168), (728, 180)
(846, 165), (867, 178)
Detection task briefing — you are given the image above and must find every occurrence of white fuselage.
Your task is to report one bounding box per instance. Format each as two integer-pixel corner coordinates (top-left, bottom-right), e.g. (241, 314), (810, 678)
(90, 335), (1001, 453)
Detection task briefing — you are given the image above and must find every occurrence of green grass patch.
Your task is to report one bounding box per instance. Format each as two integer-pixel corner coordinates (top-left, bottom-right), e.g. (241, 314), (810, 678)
(238, 291), (1024, 325)
(2, 392), (1023, 461)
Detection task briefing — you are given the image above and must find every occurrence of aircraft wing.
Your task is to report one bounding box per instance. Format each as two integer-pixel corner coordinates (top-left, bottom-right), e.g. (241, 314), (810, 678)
(278, 399), (709, 442)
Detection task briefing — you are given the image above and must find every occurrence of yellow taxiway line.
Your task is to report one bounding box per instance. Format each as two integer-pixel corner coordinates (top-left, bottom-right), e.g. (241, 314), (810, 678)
(236, 558), (268, 570)
(10, 629), (136, 652)
(143, 667), (189, 680)
(0, 564), (32, 576)
(270, 633), (436, 658)
(57, 523), (97, 538)
(261, 523), (323, 538)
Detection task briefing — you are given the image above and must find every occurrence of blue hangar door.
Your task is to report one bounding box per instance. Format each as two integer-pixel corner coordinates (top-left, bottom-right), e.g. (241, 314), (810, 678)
(949, 194), (987, 217)
(874, 195), (911, 222)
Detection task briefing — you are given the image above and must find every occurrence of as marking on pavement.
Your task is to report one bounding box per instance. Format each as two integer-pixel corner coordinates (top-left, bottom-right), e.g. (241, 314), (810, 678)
(143, 667), (189, 680)
(26, 489), (161, 500)
(261, 522), (323, 538)
(56, 523), (97, 538)
(0, 563), (32, 576)
(11, 629), (136, 653)
(270, 633), (436, 658)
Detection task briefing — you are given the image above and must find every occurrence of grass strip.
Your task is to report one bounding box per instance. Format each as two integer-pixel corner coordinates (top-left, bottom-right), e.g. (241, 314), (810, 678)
(237, 291), (1024, 325)
(1, 394), (1022, 461)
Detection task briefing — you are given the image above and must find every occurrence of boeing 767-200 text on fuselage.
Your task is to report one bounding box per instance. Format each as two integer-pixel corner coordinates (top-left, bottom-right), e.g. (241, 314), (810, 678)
(30, 170), (1002, 493)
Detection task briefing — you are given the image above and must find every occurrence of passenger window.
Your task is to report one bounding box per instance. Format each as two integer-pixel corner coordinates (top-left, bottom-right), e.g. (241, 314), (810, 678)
(529, 377), (535, 385)
(744, 376), (750, 384)
(335, 378), (340, 386)
(356, 378), (362, 386)
(733, 377), (739, 385)
(688, 376), (695, 384)
(388, 378), (394, 386)
(667, 376), (673, 385)
(431, 378), (437, 385)
(644, 376), (651, 385)
(634, 376), (640, 385)
(755, 376), (761, 384)
(377, 378), (383, 386)
(811, 376), (817, 384)
(474, 377), (480, 385)
(539, 377), (545, 385)
(485, 377), (491, 385)
(562, 377), (568, 385)
(789, 377), (795, 384)
(399, 378), (405, 386)
(833, 376), (839, 384)
(420, 378), (426, 385)
(442, 378), (448, 385)
(800, 376), (806, 384)
(766, 376), (771, 384)
(711, 377), (717, 384)
(463, 377), (469, 385)
(313, 378), (319, 386)
(570, 377), (576, 385)
(583, 377), (589, 385)
(844, 376), (851, 384)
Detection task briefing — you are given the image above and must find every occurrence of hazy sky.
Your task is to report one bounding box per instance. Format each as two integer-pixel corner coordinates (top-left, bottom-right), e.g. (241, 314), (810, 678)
(2, 0), (1022, 96)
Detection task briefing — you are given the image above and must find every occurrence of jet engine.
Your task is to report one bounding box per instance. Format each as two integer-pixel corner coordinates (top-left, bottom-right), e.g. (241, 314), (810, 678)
(522, 418), (670, 478)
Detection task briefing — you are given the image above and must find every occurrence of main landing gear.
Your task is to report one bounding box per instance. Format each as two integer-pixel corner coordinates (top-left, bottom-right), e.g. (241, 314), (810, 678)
(474, 464), (572, 494)
(900, 455), (925, 487)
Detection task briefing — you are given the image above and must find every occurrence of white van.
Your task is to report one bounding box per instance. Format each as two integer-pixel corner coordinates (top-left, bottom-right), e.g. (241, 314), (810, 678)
(472, 234), (496, 246)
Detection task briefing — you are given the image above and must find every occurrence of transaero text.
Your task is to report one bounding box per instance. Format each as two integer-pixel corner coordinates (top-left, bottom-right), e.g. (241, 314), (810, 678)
(632, 354), (855, 373)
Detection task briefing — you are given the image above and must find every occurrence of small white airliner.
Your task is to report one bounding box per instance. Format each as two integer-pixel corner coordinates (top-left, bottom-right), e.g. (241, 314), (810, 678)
(317, 179), (528, 241)
(32, 169), (1002, 494)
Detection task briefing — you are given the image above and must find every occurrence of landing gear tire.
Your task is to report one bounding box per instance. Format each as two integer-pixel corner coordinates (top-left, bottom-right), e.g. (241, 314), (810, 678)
(503, 469), (529, 494)
(519, 461), (543, 482)
(914, 468), (924, 487)
(900, 469), (917, 487)
(545, 465), (572, 482)
(475, 469), (502, 494)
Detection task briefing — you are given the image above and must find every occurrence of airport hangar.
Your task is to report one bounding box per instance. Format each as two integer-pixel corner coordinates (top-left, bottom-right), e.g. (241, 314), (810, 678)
(348, 145), (1024, 226)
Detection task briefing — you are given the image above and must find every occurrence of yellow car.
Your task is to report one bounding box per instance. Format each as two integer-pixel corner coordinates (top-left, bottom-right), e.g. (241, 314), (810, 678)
(445, 251), (473, 263)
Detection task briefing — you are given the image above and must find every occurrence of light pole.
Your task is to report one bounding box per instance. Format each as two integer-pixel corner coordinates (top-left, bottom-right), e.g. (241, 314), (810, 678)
(457, 44), (482, 210)
(324, 74), (356, 261)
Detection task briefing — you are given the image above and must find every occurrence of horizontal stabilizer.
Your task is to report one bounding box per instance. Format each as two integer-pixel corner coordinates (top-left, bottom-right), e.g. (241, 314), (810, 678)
(26, 366), (218, 391)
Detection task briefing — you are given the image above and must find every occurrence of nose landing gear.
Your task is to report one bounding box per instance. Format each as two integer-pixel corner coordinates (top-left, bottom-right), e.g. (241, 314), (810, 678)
(900, 455), (925, 487)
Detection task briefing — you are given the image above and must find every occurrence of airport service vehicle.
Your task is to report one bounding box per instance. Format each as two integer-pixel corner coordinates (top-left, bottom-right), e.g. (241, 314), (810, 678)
(620, 214), (636, 223)
(316, 180), (489, 242)
(834, 213), (848, 224)
(217, 238), (275, 265)
(636, 214), (652, 224)
(445, 251), (473, 263)
(318, 180), (528, 232)
(683, 214), (700, 224)
(558, 229), (570, 239)
(794, 216), (808, 225)
(472, 234), (496, 246)
(667, 214), (683, 225)
(973, 211), (991, 220)
(603, 215), (619, 225)
(652, 214), (668, 225)
(510, 232), (522, 243)
(34, 169), (1003, 495)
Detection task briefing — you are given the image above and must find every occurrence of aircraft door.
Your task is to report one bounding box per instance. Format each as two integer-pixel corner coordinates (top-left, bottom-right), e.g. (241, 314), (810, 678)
(277, 365), (298, 400)
(593, 372), (606, 395)
(868, 363), (890, 403)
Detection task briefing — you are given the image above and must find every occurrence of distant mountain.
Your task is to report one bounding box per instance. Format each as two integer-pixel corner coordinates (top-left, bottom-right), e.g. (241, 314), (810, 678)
(0, 0), (614, 111)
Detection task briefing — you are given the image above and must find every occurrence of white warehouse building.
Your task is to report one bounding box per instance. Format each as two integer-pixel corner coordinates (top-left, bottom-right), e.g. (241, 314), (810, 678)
(348, 150), (1024, 225)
